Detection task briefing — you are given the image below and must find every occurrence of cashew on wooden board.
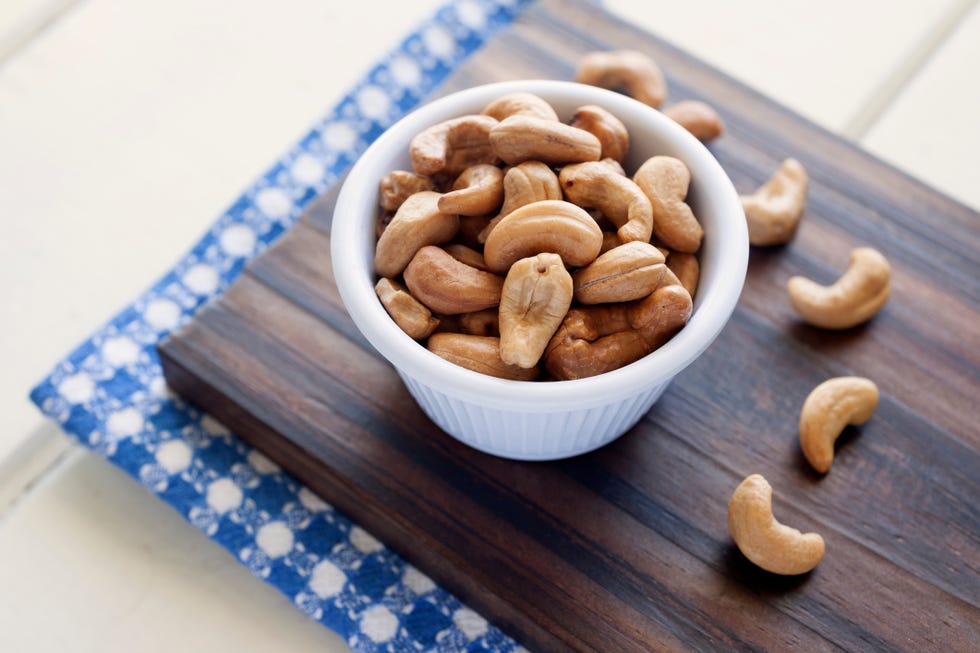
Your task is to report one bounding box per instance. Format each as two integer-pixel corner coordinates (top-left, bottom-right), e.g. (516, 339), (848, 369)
(799, 376), (880, 473)
(788, 247), (891, 329)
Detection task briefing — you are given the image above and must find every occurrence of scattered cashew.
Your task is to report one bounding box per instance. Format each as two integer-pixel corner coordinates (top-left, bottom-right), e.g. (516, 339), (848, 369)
(489, 115), (602, 166)
(662, 100), (724, 142)
(428, 333), (539, 381)
(665, 251), (700, 299)
(572, 241), (667, 304)
(437, 164), (504, 216)
(787, 247), (890, 329)
(379, 170), (436, 211)
(374, 191), (459, 278)
(571, 104), (630, 163)
(403, 245), (504, 315)
(576, 50), (667, 108)
(482, 92), (559, 122)
(499, 253), (574, 368)
(728, 474), (825, 575)
(799, 377), (879, 473)
(410, 114), (500, 177)
(483, 200), (603, 274)
(633, 156), (703, 253)
(375, 278), (440, 339)
(740, 158), (808, 246)
(560, 160), (654, 244)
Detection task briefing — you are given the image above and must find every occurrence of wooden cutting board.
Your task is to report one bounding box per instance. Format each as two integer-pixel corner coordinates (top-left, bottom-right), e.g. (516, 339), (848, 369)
(158, 0), (980, 650)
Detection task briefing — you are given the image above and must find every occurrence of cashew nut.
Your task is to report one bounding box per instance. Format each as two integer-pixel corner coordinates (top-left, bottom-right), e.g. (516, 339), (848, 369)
(787, 247), (890, 329)
(576, 50), (667, 108)
(489, 115), (602, 166)
(662, 100), (724, 142)
(482, 92), (559, 122)
(665, 251), (700, 299)
(483, 200), (603, 274)
(458, 308), (499, 337)
(410, 114), (500, 177)
(379, 170), (435, 212)
(374, 191), (459, 278)
(403, 245), (504, 315)
(560, 160), (654, 244)
(443, 243), (489, 271)
(740, 158), (808, 246)
(437, 164), (504, 216)
(572, 241), (667, 304)
(570, 104), (630, 163)
(728, 474), (825, 575)
(499, 253), (574, 368)
(428, 333), (539, 381)
(375, 278), (440, 339)
(633, 156), (703, 253)
(799, 377), (879, 473)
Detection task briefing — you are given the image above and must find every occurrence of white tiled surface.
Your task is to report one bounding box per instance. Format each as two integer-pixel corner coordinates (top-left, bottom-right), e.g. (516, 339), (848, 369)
(0, 1), (977, 651)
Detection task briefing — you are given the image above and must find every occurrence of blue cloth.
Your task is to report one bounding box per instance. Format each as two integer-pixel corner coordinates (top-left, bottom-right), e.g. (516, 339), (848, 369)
(30, 1), (533, 650)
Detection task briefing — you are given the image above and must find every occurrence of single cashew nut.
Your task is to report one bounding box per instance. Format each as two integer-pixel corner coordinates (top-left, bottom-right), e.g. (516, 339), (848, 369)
(544, 304), (648, 380)
(499, 253), (574, 368)
(403, 245), (504, 315)
(560, 161), (654, 244)
(443, 243), (489, 271)
(571, 104), (630, 163)
(628, 283), (693, 350)
(576, 50), (667, 108)
(479, 161), (563, 243)
(788, 247), (890, 329)
(799, 376), (879, 473)
(482, 92), (559, 122)
(437, 164), (504, 216)
(490, 115), (602, 166)
(662, 100), (724, 142)
(375, 278), (440, 339)
(633, 156), (703, 253)
(374, 191), (459, 278)
(665, 251), (700, 299)
(728, 474), (825, 575)
(483, 200), (603, 274)
(410, 114), (500, 177)
(741, 158), (808, 246)
(458, 308), (499, 337)
(572, 241), (667, 304)
(379, 170), (435, 212)
(428, 333), (539, 381)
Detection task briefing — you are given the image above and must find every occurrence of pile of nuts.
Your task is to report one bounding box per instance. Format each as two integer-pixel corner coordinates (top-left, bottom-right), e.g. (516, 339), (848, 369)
(373, 90), (705, 381)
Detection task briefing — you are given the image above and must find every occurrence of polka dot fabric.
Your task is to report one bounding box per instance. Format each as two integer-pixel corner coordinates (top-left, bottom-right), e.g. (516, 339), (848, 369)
(30, 1), (533, 651)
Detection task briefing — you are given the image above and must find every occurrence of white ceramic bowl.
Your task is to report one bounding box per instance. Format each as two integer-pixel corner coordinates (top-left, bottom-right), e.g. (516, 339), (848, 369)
(331, 80), (747, 461)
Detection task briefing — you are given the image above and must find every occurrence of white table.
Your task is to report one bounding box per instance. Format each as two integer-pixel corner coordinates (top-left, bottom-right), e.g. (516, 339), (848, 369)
(2, 1), (977, 650)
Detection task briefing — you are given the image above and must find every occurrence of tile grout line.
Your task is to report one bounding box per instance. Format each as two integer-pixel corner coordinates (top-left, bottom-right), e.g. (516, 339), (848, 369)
(0, 0), (85, 69)
(842, 0), (979, 139)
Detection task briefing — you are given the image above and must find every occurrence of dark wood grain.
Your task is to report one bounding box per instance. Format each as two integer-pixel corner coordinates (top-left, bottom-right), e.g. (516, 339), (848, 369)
(158, 0), (980, 650)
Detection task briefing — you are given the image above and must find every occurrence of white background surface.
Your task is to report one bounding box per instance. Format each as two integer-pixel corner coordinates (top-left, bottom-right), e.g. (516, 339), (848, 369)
(1, 1), (977, 651)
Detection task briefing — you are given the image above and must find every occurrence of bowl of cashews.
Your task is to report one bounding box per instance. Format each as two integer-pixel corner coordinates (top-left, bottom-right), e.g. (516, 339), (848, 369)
(332, 80), (747, 460)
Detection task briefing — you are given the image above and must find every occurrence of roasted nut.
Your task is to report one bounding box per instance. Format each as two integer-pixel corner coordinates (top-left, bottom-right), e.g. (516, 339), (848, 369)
(728, 474), (825, 575)
(428, 333), (539, 381)
(560, 160), (654, 244)
(489, 115), (602, 166)
(628, 283), (693, 349)
(482, 92), (559, 122)
(375, 191), (459, 278)
(499, 253), (574, 368)
(375, 278), (439, 339)
(479, 161), (563, 243)
(443, 243), (489, 271)
(403, 245), (504, 315)
(457, 214), (494, 249)
(662, 100), (724, 142)
(458, 308), (499, 337)
(665, 251), (700, 298)
(633, 156), (703, 253)
(800, 377), (880, 473)
(741, 158), (808, 246)
(571, 104), (630, 163)
(572, 241), (667, 304)
(576, 50), (667, 108)
(788, 247), (890, 329)
(483, 200), (603, 274)
(438, 164), (504, 216)
(379, 170), (435, 211)
(410, 114), (500, 177)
